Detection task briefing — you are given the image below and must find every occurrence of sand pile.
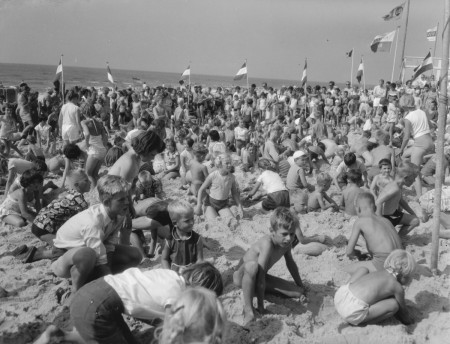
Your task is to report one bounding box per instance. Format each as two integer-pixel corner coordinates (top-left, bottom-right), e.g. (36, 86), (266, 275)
(0, 167), (449, 344)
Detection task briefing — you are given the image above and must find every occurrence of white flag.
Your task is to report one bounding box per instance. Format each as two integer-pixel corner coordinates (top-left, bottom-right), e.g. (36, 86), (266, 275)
(181, 65), (190, 77)
(427, 26), (438, 42)
(234, 61), (247, 81)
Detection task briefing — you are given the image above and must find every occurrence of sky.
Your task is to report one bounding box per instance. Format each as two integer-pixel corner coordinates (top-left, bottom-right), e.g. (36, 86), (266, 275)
(0, 0), (445, 84)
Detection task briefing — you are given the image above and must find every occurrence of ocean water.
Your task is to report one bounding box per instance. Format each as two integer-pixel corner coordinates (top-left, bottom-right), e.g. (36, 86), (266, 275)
(0, 62), (316, 94)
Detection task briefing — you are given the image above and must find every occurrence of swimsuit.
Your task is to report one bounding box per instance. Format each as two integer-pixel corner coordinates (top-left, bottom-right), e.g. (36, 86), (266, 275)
(334, 284), (369, 325)
(383, 209), (404, 227)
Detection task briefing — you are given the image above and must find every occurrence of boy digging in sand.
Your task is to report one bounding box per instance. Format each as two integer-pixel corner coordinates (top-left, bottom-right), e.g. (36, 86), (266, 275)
(233, 207), (306, 324)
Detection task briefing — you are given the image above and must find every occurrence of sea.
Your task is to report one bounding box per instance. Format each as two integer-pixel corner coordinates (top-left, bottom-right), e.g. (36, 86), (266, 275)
(0, 62), (338, 95)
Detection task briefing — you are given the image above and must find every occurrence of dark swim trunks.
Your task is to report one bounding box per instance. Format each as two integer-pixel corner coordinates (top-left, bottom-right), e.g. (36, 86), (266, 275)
(383, 209), (404, 227)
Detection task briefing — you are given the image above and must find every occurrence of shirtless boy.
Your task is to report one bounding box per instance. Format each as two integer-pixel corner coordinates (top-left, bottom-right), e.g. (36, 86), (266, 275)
(233, 207), (306, 324)
(308, 172), (339, 212)
(188, 142), (209, 197)
(344, 192), (402, 274)
(339, 169), (364, 216)
(375, 161), (420, 237)
(370, 159), (394, 198)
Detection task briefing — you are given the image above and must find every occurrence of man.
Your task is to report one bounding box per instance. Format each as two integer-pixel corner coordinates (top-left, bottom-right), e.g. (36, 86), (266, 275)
(17, 83), (35, 138)
(344, 81), (352, 95)
(373, 79), (387, 107)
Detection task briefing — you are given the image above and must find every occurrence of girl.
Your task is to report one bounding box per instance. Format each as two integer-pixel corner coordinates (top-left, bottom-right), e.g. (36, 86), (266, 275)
(163, 139), (181, 180)
(130, 93), (142, 128)
(61, 143), (86, 188)
(0, 105), (23, 157)
(180, 138), (195, 187)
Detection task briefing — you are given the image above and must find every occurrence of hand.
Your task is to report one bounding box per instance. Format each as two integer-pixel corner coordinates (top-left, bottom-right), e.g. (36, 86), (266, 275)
(318, 235), (333, 246)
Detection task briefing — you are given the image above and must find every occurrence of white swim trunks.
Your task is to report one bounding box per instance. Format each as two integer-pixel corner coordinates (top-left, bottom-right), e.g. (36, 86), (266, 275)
(334, 284), (369, 325)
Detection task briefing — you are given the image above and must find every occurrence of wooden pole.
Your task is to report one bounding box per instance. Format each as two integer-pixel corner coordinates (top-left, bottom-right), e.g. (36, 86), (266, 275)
(351, 48), (354, 87)
(397, 0), (410, 80)
(61, 54), (64, 103)
(391, 26), (401, 82)
(430, 0), (450, 273)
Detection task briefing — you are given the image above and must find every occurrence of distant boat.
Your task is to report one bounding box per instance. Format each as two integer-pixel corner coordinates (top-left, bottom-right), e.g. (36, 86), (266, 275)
(132, 77), (141, 81)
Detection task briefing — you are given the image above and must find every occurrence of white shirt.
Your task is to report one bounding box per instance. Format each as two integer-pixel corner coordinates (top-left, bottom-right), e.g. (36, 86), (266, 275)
(257, 170), (287, 194)
(104, 268), (185, 320)
(53, 204), (124, 265)
(61, 102), (79, 127)
(405, 109), (430, 139)
(234, 126), (248, 141)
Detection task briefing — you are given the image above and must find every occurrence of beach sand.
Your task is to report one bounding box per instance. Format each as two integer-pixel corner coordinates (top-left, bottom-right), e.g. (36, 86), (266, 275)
(0, 165), (449, 344)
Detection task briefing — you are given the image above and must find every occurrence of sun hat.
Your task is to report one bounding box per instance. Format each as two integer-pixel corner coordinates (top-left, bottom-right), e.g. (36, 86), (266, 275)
(293, 150), (306, 160)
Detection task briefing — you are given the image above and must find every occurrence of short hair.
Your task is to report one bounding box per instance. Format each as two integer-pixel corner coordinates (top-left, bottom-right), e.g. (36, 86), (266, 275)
(270, 207), (296, 232)
(20, 169), (44, 188)
(375, 129), (389, 145)
(378, 158), (392, 168)
(33, 159), (48, 173)
(396, 161), (419, 178)
(137, 170), (152, 183)
(185, 138), (195, 148)
(214, 153), (231, 168)
(344, 152), (357, 166)
(355, 192), (375, 211)
(105, 146), (124, 167)
(63, 143), (82, 160)
(317, 172), (332, 186)
(258, 158), (275, 171)
(131, 130), (166, 157)
(346, 169), (362, 184)
(209, 130), (220, 142)
(181, 262), (224, 296)
(193, 142), (208, 157)
(384, 249), (416, 278)
(168, 200), (194, 221)
(97, 175), (130, 205)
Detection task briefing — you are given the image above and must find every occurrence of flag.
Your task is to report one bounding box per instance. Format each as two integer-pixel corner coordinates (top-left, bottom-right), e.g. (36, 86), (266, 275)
(370, 30), (396, 53)
(301, 59), (307, 86)
(234, 61), (247, 81)
(356, 59), (364, 83)
(53, 57), (63, 91)
(382, 3), (405, 21)
(107, 64), (114, 84)
(427, 26), (438, 42)
(412, 52), (433, 80)
(181, 65), (190, 78)
(346, 49), (353, 58)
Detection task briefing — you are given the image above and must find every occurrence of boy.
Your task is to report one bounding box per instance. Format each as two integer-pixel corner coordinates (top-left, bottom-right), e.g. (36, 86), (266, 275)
(370, 158), (394, 198)
(286, 150), (313, 213)
(187, 142), (209, 197)
(51, 175), (142, 292)
(133, 170), (164, 201)
(308, 172), (339, 212)
(375, 161), (420, 237)
(344, 192), (402, 274)
(233, 207), (306, 324)
(334, 152), (368, 191)
(335, 249), (415, 326)
(339, 169), (364, 216)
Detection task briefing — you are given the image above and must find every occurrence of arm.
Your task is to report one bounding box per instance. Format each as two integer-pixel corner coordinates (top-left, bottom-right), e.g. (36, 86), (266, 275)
(284, 250), (304, 289)
(195, 175), (213, 214)
(231, 178), (243, 214)
(197, 235), (204, 262)
(81, 121), (90, 149)
(161, 240), (171, 269)
(400, 119), (412, 154)
(393, 283), (414, 325)
(16, 190), (36, 223)
(75, 109), (82, 135)
(4, 168), (16, 196)
(375, 187), (397, 216)
(61, 157), (70, 188)
(370, 175), (379, 197)
(247, 181), (261, 198)
(399, 197), (416, 216)
(346, 220), (362, 258)
(256, 242), (272, 312)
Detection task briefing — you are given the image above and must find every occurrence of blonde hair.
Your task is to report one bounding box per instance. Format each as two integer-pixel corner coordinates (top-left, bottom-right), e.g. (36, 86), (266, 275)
(316, 172), (332, 186)
(97, 175), (130, 204)
(168, 200), (194, 221)
(156, 287), (226, 344)
(214, 153), (231, 168)
(66, 169), (88, 190)
(374, 129), (389, 145)
(138, 170), (153, 183)
(384, 249), (416, 278)
(270, 207), (297, 232)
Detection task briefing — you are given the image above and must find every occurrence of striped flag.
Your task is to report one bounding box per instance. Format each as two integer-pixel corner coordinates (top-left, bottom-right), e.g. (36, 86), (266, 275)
(233, 61), (247, 81)
(181, 65), (190, 77)
(301, 59), (307, 86)
(382, 3), (404, 21)
(55, 57), (63, 77)
(427, 26), (438, 42)
(107, 64), (114, 84)
(356, 58), (364, 83)
(346, 49), (353, 58)
(412, 52), (433, 80)
(370, 30), (396, 53)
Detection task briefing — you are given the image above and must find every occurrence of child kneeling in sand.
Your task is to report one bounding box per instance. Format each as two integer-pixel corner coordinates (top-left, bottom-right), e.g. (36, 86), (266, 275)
(307, 172), (339, 212)
(335, 249), (415, 326)
(233, 207), (306, 324)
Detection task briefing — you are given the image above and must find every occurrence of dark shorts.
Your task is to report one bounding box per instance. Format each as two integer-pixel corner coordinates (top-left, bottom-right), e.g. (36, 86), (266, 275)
(71, 278), (136, 344)
(235, 139), (245, 150)
(31, 223), (49, 239)
(51, 246), (68, 262)
(383, 209), (404, 227)
(262, 190), (290, 211)
(205, 196), (229, 212)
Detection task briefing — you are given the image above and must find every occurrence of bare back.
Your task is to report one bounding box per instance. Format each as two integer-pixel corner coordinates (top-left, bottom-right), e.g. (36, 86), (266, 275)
(242, 235), (291, 272)
(356, 215), (402, 255)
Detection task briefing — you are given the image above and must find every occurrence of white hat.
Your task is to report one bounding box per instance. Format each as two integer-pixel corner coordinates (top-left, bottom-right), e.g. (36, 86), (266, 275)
(293, 150), (306, 160)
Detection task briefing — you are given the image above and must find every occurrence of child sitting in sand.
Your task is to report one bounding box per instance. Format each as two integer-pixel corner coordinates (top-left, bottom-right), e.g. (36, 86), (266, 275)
(246, 158), (290, 211)
(180, 137), (195, 187)
(187, 142), (209, 197)
(286, 150), (313, 213)
(162, 200), (203, 273)
(233, 207), (306, 324)
(334, 152), (368, 191)
(344, 192), (402, 274)
(133, 170), (164, 201)
(340, 170), (364, 216)
(370, 158), (394, 198)
(375, 161), (420, 237)
(308, 172), (339, 212)
(25, 135), (45, 161)
(195, 153), (244, 224)
(162, 139), (181, 180)
(335, 249), (415, 326)
(241, 142), (256, 172)
(61, 143), (86, 188)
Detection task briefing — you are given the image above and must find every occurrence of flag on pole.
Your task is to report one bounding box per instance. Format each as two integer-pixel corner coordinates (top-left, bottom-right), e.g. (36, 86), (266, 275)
(53, 57), (63, 91)
(181, 65), (190, 77)
(427, 26), (438, 42)
(233, 61), (247, 81)
(356, 59), (364, 83)
(411, 52), (433, 80)
(346, 49), (353, 58)
(301, 59), (307, 86)
(382, 3), (405, 21)
(107, 64), (114, 84)
(370, 30), (396, 53)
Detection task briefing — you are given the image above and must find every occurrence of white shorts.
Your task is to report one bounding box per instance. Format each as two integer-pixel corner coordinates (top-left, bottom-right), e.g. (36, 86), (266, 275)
(62, 125), (81, 142)
(334, 284), (369, 325)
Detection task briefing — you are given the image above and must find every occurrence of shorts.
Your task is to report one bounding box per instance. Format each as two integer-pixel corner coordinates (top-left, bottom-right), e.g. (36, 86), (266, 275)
(383, 209), (404, 227)
(62, 125), (81, 142)
(235, 139), (245, 150)
(70, 278), (133, 344)
(31, 223), (51, 239)
(334, 284), (369, 325)
(205, 195), (229, 212)
(262, 190), (290, 211)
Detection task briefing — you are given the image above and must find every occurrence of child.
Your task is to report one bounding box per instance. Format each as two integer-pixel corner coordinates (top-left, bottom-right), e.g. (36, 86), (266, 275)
(187, 142), (209, 197)
(4, 157), (48, 196)
(234, 120), (249, 155)
(180, 137), (195, 187)
(246, 159), (290, 211)
(308, 172), (339, 212)
(241, 142), (256, 172)
(134, 170), (164, 200)
(162, 139), (180, 180)
(375, 161), (420, 237)
(344, 192), (402, 274)
(25, 135), (45, 161)
(233, 207), (306, 324)
(35, 114), (54, 155)
(286, 150), (313, 213)
(195, 154), (244, 223)
(340, 170), (364, 216)
(0, 169), (42, 227)
(335, 249), (415, 326)
(51, 175), (141, 292)
(161, 200), (203, 272)
(370, 158), (394, 198)
(61, 143), (86, 188)
(0, 104), (23, 158)
(334, 152), (368, 191)
(104, 145), (124, 167)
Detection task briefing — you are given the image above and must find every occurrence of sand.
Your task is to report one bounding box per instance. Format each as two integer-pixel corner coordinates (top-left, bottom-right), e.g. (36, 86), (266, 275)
(0, 165), (449, 344)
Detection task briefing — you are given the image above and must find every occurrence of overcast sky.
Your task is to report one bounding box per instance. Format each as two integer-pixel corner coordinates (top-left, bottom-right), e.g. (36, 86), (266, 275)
(0, 0), (444, 84)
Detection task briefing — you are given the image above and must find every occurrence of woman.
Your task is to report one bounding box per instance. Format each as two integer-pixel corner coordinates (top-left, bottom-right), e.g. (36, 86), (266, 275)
(59, 90), (82, 146)
(81, 108), (108, 189)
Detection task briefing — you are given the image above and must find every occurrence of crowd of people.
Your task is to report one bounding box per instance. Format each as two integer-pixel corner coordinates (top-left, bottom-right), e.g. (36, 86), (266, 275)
(0, 73), (449, 343)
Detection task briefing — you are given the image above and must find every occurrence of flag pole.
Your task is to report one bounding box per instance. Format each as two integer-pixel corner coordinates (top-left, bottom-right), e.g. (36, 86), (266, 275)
(245, 59), (249, 93)
(391, 26), (401, 82)
(432, 22), (440, 77)
(431, 0), (450, 273)
(362, 56), (366, 91)
(61, 54), (64, 103)
(187, 61), (191, 114)
(351, 48), (354, 87)
(397, 0), (410, 80)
